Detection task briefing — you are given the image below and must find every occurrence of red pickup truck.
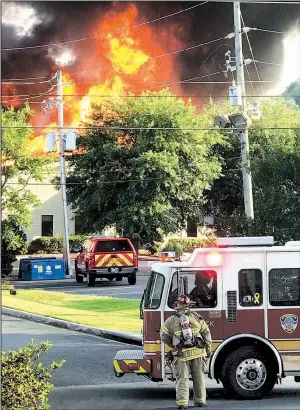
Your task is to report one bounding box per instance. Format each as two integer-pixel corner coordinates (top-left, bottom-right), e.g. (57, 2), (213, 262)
(75, 237), (138, 286)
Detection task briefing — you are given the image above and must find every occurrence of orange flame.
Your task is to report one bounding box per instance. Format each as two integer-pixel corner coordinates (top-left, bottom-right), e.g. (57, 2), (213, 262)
(8, 4), (184, 155)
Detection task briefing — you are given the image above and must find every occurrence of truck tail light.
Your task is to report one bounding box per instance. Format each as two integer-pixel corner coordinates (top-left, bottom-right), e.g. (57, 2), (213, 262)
(133, 252), (138, 266)
(90, 256), (96, 268)
(128, 363), (140, 371)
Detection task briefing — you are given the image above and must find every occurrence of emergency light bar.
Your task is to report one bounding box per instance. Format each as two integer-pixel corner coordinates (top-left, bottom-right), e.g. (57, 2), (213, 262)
(216, 236), (274, 247)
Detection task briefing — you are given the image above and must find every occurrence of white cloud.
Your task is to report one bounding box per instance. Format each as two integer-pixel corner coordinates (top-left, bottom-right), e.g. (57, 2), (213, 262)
(2, 2), (50, 37)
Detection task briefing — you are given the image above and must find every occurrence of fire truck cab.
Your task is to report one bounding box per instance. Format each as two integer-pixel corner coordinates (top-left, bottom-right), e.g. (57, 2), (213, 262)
(113, 237), (300, 399)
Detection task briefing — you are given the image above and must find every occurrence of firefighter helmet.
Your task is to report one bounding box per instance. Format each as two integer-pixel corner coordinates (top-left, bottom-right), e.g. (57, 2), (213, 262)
(174, 295), (191, 309)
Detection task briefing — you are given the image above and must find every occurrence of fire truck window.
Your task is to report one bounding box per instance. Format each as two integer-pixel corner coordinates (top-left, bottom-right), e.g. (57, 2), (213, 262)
(269, 268), (300, 306)
(189, 270), (217, 308)
(168, 272), (179, 308)
(144, 272), (165, 310)
(239, 269), (263, 306)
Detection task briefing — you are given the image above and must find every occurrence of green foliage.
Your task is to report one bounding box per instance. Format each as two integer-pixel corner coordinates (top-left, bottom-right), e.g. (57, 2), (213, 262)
(65, 89), (224, 247)
(204, 98), (300, 243)
(283, 80), (300, 107)
(163, 236), (216, 254)
(2, 106), (50, 276)
(1, 220), (28, 278)
(28, 235), (89, 254)
(1, 340), (65, 410)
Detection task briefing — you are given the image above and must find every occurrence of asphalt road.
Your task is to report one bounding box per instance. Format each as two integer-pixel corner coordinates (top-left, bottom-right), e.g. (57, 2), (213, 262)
(53, 275), (149, 299)
(3, 315), (300, 410)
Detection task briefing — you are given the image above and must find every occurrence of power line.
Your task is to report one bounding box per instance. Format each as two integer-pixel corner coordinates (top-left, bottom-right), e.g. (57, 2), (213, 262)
(134, 2), (209, 28)
(2, 94), (297, 107)
(1, 85), (58, 103)
(151, 36), (231, 60)
(251, 28), (283, 35)
(2, 2), (209, 52)
(241, 13), (264, 95)
(1, 84), (57, 100)
(3, 126), (299, 131)
(254, 60), (283, 66)
(2, 75), (55, 83)
(2, 76), (56, 85)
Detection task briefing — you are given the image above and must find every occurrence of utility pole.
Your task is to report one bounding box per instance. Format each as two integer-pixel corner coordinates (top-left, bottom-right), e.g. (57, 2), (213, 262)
(233, 2), (254, 219)
(57, 69), (73, 276)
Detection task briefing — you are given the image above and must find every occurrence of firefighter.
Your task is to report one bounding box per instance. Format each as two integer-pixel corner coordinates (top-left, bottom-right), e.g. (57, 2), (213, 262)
(160, 295), (212, 409)
(189, 271), (216, 308)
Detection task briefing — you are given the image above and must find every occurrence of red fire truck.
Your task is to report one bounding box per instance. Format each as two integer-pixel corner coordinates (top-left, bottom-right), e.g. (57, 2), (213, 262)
(113, 237), (300, 399)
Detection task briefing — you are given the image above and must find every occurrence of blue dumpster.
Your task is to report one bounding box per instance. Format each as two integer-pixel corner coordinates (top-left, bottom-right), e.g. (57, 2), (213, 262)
(19, 257), (57, 279)
(21, 259), (65, 281)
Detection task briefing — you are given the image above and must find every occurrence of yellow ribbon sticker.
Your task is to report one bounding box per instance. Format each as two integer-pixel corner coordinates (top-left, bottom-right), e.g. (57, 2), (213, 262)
(254, 293), (260, 304)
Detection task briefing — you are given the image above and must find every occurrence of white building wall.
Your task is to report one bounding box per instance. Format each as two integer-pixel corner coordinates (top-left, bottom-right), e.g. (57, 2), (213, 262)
(23, 162), (75, 241)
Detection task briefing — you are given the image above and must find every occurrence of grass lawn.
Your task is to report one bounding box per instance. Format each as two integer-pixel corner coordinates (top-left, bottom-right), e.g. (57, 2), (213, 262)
(2, 290), (142, 333)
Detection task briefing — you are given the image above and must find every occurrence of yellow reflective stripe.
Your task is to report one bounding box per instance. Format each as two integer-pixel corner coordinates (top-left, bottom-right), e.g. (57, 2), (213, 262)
(161, 325), (169, 335)
(113, 360), (124, 373)
(174, 328), (201, 336)
(96, 254), (110, 267)
(200, 322), (209, 333)
(117, 253), (133, 266)
(176, 400), (189, 405)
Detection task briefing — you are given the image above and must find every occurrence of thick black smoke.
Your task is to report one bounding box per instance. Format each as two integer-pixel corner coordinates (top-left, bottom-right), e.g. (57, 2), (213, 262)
(2, 1), (300, 100)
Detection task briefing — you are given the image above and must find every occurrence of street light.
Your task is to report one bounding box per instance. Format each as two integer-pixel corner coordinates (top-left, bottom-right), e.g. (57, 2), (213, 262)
(227, 113), (252, 129)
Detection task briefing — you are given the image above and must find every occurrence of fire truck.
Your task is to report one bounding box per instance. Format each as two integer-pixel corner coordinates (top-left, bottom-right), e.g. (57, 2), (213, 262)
(113, 237), (300, 399)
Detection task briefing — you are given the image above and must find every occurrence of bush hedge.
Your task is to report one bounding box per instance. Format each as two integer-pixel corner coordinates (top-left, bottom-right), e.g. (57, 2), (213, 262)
(1, 340), (65, 410)
(162, 236), (216, 254)
(28, 235), (89, 254)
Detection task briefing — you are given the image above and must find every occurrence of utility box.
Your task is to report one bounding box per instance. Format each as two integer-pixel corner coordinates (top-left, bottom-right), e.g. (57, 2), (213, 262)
(20, 259), (65, 281)
(228, 84), (242, 106)
(64, 130), (77, 152)
(45, 132), (57, 152)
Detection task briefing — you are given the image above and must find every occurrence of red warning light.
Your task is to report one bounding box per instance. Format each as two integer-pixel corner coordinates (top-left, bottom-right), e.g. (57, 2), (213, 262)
(206, 251), (222, 266)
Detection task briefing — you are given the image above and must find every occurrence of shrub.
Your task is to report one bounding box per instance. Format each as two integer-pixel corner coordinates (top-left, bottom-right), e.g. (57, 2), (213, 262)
(1, 220), (28, 278)
(162, 236), (216, 254)
(28, 235), (89, 254)
(1, 340), (65, 410)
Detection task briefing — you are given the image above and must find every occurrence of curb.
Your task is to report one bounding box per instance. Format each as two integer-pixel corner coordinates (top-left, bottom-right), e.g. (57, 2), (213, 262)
(2, 307), (143, 347)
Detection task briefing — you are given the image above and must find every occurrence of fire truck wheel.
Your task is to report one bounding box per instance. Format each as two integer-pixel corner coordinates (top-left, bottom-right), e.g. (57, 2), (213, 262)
(87, 272), (96, 287)
(221, 346), (277, 399)
(128, 273), (136, 285)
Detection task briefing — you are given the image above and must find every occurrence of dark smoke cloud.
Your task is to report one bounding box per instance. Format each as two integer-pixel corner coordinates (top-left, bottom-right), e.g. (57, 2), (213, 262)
(2, 1), (300, 99)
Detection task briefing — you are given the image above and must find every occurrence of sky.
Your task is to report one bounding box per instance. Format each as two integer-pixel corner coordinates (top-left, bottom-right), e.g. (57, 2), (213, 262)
(2, 1), (300, 104)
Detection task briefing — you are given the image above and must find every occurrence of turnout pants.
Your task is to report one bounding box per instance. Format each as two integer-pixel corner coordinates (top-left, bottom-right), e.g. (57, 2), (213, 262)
(173, 357), (206, 408)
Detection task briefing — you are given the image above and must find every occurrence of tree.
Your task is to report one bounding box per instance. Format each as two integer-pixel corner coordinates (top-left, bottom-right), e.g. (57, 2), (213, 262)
(203, 98), (300, 244)
(1, 105), (49, 276)
(283, 80), (300, 107)
(65, 90), (225, 249)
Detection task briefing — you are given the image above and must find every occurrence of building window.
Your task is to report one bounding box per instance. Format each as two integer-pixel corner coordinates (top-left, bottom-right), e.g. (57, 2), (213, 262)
(41, 215), (53, 237)
(75, 215), (84, 234)
(269, 268), (300, 306)
(239, 269), (263, 306)
(187, 219), (197, 237)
